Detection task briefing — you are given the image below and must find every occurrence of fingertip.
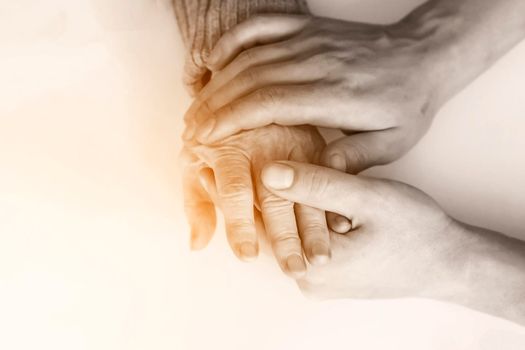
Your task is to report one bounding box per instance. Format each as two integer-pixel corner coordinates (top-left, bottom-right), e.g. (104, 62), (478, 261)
(285, 254), (307, 278)
(225, 221), (259, 262)
(190, 227), (211, 251)
(335, 215), (352, 233)
(237, 242), (259, 262)
(308, 242), (331, 266)
(327, 152), (347, 172)
(188, 205), (217, 251)
(205, 61), (222, 73)
(327, 212), (352, 234)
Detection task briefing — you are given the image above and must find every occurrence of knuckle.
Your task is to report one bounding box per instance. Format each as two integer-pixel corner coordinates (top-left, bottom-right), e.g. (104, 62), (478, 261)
(260, 195), (293, 212)
(343, 143), (369, 170)
(220, 180), (252, 199)
(223, 31), (237, 46)
(238, 69), (259, 87)
(302, 52), (325, 67)
(324, 51), (346, 68)
(231, 21), (249, 40)
(251, 14), (271, 29)
(301, 222), (328, 238)
(204, 96), (220, 112)
(251, 14), (292, 28)
(255, 87), (281, 110)
(225, 218), (255, 237)
(219, 102), (239, 118)
(272, 235), (301, 249)
(237, 48), (257, 66)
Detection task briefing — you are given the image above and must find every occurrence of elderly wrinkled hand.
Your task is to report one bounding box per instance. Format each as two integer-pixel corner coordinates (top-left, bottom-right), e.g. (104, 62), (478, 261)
(183, 13), (449, 173)
(183, 124), (333, 277)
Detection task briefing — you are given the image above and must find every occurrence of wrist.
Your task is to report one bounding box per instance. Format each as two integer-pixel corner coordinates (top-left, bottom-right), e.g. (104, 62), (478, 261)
(416, 219), (473, 303)
(392, 0), (525, 109)
(426, 222), (525, 324)
(388, 1), (469, 109)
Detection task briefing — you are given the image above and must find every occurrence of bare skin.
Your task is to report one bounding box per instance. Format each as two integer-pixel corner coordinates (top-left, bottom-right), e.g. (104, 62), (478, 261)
(182, 0), (525, 277)
(186, 0), (525, 173)
(261, 161), (525, 325)
(184, 125), (328, 277)
(177, 0), (343, 274)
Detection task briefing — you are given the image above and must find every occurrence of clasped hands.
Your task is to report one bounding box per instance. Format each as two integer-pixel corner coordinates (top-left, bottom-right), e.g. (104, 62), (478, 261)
(182, 13), (448, 281)
(181, 13), (522, 304)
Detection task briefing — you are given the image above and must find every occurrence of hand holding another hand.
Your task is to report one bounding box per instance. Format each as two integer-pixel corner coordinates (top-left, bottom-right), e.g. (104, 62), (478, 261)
(260, 160), (461, 299)
(259, 161), (525, 325)
(180, 0), (525, 324)
(185, 14), (448, 173)
(183, 125), (333, 277)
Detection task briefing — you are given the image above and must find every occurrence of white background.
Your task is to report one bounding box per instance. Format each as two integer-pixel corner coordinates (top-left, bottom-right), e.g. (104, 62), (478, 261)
(1, 0), (524, 349)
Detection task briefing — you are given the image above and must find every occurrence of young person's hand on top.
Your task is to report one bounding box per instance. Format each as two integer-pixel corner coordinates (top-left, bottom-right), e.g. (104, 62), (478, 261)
(185, 0), (525, 173)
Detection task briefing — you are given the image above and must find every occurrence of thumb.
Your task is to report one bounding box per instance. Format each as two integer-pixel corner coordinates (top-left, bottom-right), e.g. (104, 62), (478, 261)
(261, 161), (372, 218)
(320, 129), (404, 174)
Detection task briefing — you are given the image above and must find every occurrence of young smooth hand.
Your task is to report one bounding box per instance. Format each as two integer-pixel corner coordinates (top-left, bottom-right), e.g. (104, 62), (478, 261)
(184, 13), (443, 173)
(261, 161), (525, 324)
(186, 0), (525, 173)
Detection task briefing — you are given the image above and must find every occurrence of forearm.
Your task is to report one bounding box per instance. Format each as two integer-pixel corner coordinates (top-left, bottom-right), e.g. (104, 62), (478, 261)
(398, 0), (525, 107)
(173, 0), (309, 94)
(432, 222), (525, 324)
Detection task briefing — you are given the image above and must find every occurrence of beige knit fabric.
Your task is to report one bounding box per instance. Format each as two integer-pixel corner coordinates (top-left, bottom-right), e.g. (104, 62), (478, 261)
(173, 0), (310, 95)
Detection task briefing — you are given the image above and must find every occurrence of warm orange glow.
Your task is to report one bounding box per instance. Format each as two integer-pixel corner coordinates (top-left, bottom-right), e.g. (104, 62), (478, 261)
(2, 1), (525, 350)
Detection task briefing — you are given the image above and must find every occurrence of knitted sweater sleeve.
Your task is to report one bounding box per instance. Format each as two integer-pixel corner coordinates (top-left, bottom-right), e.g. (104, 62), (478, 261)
(173, 0), (310, 94)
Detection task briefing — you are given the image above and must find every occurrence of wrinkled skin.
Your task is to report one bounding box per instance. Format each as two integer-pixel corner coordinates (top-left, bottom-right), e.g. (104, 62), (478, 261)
(184, 14), (444, 174)
(183, 124), (329, 277)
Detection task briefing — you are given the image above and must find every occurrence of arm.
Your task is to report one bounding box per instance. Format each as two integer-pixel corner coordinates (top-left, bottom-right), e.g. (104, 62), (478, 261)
(185, 0), (525, 173)
(261, 161), (525, 324)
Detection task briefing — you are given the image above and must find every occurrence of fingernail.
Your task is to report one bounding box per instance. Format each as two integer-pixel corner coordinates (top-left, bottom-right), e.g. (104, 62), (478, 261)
(239, 242), (258, 261)
(310, 243), (331, 265)
(329, 153), (346, 172)
(262, 163), (294, 190)
(334, 215), (352, 233)
(195, 118), (216, 143)
(286, 255), (306, 277)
